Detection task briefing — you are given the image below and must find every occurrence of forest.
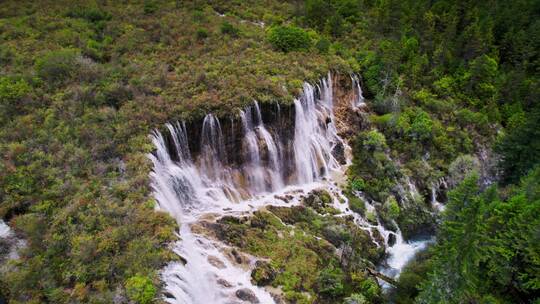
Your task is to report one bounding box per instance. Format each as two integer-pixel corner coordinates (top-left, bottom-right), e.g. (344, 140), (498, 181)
(0, 0), (538, 303)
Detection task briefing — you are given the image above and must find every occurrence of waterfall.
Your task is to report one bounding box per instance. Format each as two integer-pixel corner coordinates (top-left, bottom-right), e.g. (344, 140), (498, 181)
(293, 81), (341, 184)
(239, 101), (284, 193)
(149, 73), (429, 301)
(149, 74), (347, 304)
(200, 114), (227, 180)
(0, 220), (12, 238)
(351, 74), (366, 108)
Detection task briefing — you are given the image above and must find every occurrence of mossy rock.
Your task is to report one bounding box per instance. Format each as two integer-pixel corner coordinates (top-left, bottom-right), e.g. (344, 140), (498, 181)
(303, 189), (337, 214)
(251, 260), (277, 286)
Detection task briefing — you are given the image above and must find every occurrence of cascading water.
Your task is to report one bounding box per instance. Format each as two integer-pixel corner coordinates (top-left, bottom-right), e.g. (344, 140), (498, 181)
(0, 220), (11, 239)
(239, 101), (284, 193)
(293, 80), (342, 184)
(149, 74), (349, 304)
(149, 74), (436, 302)
(351, 74), (366, 108)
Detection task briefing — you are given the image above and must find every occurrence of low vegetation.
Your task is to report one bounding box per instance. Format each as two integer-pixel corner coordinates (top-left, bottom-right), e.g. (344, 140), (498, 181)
(209, 200), (385, 303)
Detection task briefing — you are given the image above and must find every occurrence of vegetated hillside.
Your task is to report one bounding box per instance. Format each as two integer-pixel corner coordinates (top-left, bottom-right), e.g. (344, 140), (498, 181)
(0, 1), (351, 303)
(0, 0), (538, 303)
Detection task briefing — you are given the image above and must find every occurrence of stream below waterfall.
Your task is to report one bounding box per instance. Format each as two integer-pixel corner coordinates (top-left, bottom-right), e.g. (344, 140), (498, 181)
(149, 74), (436, 303)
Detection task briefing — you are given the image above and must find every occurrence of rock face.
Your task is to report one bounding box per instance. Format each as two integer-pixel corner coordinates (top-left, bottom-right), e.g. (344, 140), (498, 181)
(236, 288), (260, 303)
(332, 140), (347, 164)
(164, 101), (296, 171)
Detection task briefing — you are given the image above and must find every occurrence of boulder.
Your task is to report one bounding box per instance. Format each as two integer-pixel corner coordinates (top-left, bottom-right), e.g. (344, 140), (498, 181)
(387, 233), (396, 247)
(235, 288), (260, 303)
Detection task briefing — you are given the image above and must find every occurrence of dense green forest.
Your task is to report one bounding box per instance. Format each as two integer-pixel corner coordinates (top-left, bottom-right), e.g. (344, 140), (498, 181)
(0, 0), (539, 303)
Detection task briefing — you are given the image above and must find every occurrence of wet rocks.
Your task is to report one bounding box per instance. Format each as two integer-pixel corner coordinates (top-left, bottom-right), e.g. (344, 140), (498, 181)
(162, 291), (176, 300)
(231, 249), (244, 264)
(235, 288), (260, 303)
(332, 141), (346, 164)
(274, 194), (292, 203)
(208, 255), (226, 269)
(217, 278), (233, 288)
(387, 233), (396, 247)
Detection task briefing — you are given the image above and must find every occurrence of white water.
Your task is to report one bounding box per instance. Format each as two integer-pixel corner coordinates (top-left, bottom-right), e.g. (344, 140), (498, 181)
(431, 178), (447, 212)
(0, 220), (12, 238)
(0, 219), (25, 261)
(150, 74), (433, 302)
(351, 74), (366, 108)
(150, 74), (349, 304)
(329, 189), (433, 282)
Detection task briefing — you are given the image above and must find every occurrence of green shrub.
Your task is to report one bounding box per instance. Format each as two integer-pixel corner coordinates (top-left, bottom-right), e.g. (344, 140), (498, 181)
(325, 14), (344, 37)
(143, 0), (158, 15)
(358, 278), (381, 302)
(220, 21), (239, 37)
(315, 37), (331, 54)
(362, 130), (387, 151)
(448, 154), (480, 187)
(267, 25), (312, 52)
(102, 82), (132, 108)
(196, 28), (209, 40)
(397, 108), (434, 141)
(349, 178), (365, 192)
(125, 275), (156, 304)
(316, 266), (345, 298)
(66, 7), (111, 23)
(343, 293), (367, 304)
(35, 49), (79, 86)
(347, 193), (366, 215)
(383, 195), (400, 219)
(192, 10), (206, 22)
(0, 77), (31, 104)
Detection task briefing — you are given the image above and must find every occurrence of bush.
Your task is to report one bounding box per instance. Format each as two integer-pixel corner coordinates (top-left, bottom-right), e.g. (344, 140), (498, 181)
(397, 108), (434, 141)
(66, 7), (111, 23)
(448, 154), (480, 187)
(348, 193), (365, 215)
(383, 195), (400, 219)
(35, 49), (79, 86)
(358, 278), (381, 302)
(196, 28), (209, 40)
(0, 77), (31, 104)
(362, 130), (387, 151)
(143, 0), (158, 15)
(267, 25), (312, 52)
(102, 82), (132, 108)
(315, 37), (331, 54)
(316, 266), (345, 298)
(125, 275), (156, 304)
(343, 293), (367, 304)
(349, 178), (365, 192)
(220, 21), (239, 37)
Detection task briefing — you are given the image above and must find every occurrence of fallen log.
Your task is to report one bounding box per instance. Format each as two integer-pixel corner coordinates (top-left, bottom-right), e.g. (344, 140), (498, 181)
(367, 267), (398, 287)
